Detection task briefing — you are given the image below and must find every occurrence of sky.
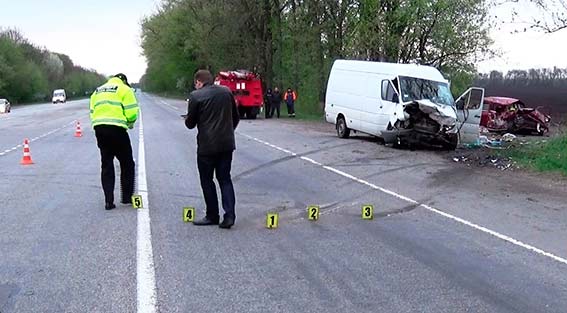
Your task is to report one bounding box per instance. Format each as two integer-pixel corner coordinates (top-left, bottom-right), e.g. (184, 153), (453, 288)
(0, 0), (160, 82)
(1, 0), (566, 82)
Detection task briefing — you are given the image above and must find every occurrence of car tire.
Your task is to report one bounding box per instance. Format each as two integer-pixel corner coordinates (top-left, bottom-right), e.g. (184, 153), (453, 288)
(336, 116), (350, 138)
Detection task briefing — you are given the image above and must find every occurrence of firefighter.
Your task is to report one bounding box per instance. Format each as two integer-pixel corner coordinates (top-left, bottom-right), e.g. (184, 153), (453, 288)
(90, 73), (138, 210)
(284, 87), (297, 117)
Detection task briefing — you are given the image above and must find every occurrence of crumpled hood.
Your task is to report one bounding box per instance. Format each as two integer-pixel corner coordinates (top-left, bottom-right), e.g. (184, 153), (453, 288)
(414, 99), (457, 126)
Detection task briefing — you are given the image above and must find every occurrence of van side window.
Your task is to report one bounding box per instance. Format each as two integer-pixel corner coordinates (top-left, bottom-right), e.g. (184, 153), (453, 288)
(381, 80), (398, 102)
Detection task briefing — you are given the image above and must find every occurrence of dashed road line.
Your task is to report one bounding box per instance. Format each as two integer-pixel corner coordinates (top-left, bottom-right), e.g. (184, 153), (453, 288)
(0, 120), (76, 156)
(241, 133), (567, 266)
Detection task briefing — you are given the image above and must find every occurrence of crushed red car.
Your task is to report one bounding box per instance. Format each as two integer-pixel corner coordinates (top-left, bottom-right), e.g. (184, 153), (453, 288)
(480, 97), (551, 135)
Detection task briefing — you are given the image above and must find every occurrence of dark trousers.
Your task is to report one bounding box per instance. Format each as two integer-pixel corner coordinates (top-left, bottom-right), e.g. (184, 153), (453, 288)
(264, 102), (272, 118)
(270, 102), (280, 118)
(286, 102), (295, 115)
(94, 125), (135, 204)
(197, 151), (236, 221)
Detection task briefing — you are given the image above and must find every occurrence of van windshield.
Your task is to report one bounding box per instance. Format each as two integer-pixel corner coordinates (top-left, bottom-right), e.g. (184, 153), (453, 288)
(398, 76), (454, 106)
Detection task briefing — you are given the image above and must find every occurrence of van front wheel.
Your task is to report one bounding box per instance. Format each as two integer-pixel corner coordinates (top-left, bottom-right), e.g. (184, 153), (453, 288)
(337, 116), (350, 138)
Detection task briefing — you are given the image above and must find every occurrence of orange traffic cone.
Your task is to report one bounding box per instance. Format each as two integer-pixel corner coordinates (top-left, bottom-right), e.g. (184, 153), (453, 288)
(20, 138), (34, 165)
(74, 121), (82, 137)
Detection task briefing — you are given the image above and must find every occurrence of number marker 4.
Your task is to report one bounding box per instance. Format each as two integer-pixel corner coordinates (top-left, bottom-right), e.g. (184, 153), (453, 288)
(362, 205), (373, 220)
(132, 195), (143, 209)
(308, 205), (320, 221)
(266, 213), (278, 229)
(183, 207), (195, 223)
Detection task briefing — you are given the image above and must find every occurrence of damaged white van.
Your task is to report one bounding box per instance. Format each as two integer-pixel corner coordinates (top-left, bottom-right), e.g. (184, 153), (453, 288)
(325, 60), (483, 150)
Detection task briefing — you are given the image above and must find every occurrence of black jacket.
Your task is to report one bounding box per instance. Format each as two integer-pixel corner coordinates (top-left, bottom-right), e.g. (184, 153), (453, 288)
(185, 84), (240, 155)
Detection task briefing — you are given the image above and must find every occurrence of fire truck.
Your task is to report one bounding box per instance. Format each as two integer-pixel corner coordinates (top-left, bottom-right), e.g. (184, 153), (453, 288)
(215, 70), (264, 119)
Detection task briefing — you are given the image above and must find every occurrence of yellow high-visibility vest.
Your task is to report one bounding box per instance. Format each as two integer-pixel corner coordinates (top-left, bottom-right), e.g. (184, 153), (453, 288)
(90, 77), (138, 129)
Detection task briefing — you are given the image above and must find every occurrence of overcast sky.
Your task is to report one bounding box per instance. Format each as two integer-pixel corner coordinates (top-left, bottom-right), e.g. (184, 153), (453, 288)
(1, 0), (566, 82)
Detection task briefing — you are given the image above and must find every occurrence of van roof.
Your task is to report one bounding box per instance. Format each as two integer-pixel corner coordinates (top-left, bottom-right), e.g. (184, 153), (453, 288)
(332, 60), (447, 83)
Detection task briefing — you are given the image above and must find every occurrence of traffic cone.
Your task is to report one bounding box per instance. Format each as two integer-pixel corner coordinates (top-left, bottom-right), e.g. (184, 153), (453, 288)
(20, 138), (34, 165)
(74, 121), (82, 137)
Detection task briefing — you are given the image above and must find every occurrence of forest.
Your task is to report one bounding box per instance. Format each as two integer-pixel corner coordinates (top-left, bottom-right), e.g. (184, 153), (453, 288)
(140, 0), (494, 115)
(0, 28), (106, 104)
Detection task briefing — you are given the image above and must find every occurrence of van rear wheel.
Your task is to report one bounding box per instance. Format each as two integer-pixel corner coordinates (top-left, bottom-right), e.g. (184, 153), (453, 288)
(337, 116), (350, 138)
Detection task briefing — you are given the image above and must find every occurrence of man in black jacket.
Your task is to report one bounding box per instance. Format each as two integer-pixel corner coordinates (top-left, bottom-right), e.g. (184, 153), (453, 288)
(185, 70), (240, 229)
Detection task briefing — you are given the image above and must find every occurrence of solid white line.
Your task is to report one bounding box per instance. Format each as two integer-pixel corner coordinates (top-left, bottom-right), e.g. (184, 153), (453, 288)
(240, 133), (567, 266)
(136, 109), (158, 313)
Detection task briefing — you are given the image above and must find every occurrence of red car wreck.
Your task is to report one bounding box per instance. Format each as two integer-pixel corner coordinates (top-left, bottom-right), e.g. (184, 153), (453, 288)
(480, 97), (551, 135)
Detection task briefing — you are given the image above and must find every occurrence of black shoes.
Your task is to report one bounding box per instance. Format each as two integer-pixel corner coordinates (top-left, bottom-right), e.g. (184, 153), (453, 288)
(105, 202), (116, 210)
(193, 217), (220, 226)
(219, 217), (235, 229)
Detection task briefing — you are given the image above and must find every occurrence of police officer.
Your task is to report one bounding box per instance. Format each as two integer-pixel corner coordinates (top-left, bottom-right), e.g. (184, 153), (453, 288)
(90, 73), (139, 210)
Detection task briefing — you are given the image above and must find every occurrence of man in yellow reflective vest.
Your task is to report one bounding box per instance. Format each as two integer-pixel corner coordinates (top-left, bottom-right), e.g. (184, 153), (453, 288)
(90, 73), (138, 210)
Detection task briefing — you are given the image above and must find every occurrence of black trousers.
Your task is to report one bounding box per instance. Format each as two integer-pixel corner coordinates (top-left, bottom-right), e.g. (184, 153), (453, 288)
(94, 125), (135, 204)
(270, 102), (280, 118)
(197, 151), (236, 221)
(264, 102), (272, 118)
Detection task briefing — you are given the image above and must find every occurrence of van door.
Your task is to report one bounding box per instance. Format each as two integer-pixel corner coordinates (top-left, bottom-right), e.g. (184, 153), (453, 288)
(378, 78), (400, 131)
(455, 87), (484, 144)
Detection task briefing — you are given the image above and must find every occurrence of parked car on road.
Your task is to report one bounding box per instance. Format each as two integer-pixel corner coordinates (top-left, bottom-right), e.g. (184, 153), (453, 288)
(52, 89), (67, 104)
(480, 97), (551, 135)
(0, 99), (11, 113)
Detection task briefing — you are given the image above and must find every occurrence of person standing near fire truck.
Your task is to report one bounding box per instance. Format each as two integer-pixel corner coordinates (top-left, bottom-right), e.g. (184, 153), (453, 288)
(284, 87), (297, 117)
(270, 87), (282, 118)
(265, 88), (273, 118)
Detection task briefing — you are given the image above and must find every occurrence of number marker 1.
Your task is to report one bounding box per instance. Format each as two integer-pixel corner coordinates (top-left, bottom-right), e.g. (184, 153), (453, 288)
(266, 213), (278, 229)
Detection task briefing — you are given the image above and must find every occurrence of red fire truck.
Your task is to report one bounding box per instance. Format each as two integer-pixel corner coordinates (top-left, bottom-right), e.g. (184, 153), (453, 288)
(215, 70), (264, 119)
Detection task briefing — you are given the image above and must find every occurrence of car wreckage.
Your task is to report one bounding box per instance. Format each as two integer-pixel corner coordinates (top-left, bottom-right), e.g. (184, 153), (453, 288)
(325, 60), (484, 150)
(380, 80), (484, 150)
(480, 97), (551, 135)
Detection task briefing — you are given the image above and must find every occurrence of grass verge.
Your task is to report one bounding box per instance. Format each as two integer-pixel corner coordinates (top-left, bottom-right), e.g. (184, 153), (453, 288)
(503, 134), (567, 176)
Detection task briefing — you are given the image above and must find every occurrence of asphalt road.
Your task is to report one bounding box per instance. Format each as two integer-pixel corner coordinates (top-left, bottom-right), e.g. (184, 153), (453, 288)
(0, 94), (566, 313)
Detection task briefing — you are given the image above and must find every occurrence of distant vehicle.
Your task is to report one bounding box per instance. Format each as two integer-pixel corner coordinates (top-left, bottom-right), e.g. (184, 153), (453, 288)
(0, 99), (11, 113)
(480, 97), (551, 135)
(324, 60), (484, 149)
(214, 70), (264, 119)
(52, 89), (67, 104)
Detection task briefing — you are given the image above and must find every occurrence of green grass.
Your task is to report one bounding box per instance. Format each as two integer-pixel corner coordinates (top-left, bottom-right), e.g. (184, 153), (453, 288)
(503, 134), (567, 176)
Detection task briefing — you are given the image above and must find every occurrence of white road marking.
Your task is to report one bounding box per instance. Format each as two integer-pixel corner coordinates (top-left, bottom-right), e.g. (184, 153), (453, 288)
(136, 109), (158, 313)
(0, 120), (76, 157)
(241, 133), (567, 266)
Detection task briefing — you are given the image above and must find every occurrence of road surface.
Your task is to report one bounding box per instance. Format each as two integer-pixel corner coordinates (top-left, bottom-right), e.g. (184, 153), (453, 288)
(0, 94), (566, 313)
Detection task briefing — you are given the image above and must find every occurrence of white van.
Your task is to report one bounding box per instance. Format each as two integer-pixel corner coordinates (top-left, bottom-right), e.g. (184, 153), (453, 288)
(325, 60), (483, 149)
(52, 89), (67, 104)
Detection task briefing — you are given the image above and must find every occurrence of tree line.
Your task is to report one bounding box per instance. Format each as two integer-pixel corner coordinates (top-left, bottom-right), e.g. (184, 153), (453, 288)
(475, 67), (567, 117)
(140, 0), (493, 114)
(0, 28), (106, 104)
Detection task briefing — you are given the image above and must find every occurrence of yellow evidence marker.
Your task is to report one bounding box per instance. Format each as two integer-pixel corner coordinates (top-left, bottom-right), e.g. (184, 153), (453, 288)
(266, 213), (279, 229)
(183, 207), (195, 223)
(132, 195), (143, 209)
(362, 204), (374, 220)
(307, 205), (320, 221)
